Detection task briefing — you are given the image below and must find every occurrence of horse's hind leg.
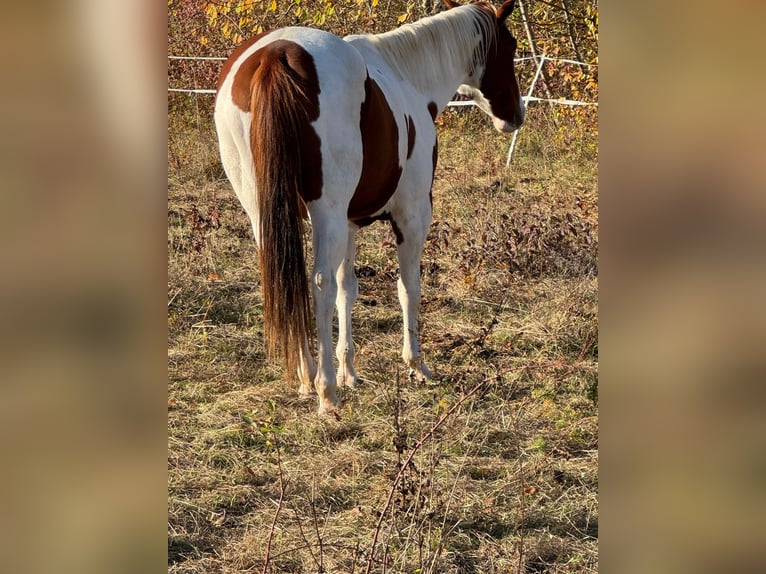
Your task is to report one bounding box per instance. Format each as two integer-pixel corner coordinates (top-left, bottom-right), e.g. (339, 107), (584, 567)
(394, 212), (432, 381)
(310, 207), (348, 413)
(335, 227), (359, 388)
(297, 338), (317, 396)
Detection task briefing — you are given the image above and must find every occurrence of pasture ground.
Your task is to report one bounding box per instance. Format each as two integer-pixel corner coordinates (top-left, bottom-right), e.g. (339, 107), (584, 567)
(168, 106), (598, 573)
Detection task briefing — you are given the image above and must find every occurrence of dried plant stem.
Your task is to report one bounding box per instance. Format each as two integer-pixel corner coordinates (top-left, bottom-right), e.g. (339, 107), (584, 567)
(291, 503), (321, 572)
(517, 451), (526, 574)
(310, 482), (326, 573)
(364, 360), (593, 573)
(262, 444), (286, 574)
(364, 375), (490, 574)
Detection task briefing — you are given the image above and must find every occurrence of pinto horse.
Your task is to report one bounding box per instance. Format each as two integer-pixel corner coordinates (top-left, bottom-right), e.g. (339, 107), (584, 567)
(215, 0), (525, 413)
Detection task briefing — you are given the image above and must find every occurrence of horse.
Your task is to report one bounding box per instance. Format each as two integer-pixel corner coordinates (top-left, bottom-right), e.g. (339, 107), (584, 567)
(214, 0), (525, 414)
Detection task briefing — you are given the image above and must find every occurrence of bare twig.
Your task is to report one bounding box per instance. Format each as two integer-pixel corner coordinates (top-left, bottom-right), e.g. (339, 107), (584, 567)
(364, 359), (595, 573)
(266, 541), (359, 563)
(350, 541), (361, 574)
(262, 444), (286, 574)
(364, 374), (490, 574)
(310, 483), (326, 573)
(517, 451), (526, 574)
(517, 0), (556, 101)
(291, 503), (321, 572)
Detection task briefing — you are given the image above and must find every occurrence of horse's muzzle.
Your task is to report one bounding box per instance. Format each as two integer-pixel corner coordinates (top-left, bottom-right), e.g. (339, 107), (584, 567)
(493, 98), (526, 132)
(493, 116), (522, 133)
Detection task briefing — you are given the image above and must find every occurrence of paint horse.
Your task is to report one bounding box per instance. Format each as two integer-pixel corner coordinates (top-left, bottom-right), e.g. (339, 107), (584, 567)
(215, 0), (525, 413)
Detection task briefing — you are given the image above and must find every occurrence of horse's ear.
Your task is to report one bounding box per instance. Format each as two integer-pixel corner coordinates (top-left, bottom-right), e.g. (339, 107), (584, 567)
(442, 0), (460, 9)
(496, 0), (516, 23)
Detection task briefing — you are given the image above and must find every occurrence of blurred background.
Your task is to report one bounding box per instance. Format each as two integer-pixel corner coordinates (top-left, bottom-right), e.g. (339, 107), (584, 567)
(0, 1), (165, 573)
(600, 1), (766, 572)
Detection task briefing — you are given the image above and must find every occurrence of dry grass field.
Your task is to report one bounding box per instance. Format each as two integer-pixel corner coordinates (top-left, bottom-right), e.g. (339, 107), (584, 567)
(168, 103), (598, 573)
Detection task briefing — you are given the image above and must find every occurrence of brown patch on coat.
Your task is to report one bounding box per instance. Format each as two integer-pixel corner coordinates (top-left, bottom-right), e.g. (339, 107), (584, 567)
(406, 115), (416, 159)
(427, 101), (438, 121)
(478, 10), (524, 128)
(348, 74), (402, 221)
(216, 31), (271, 102)
(429, 139), (438, 207)
(353, 211), (404, 245)
(248, 40), (323, 203)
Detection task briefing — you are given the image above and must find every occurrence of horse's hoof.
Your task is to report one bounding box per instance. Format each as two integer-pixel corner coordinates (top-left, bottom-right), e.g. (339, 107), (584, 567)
(337, 370), (359, 389)
(409, 364), (433, 382)
(298, 383), (316, 397)
(317, 395), (341, 415)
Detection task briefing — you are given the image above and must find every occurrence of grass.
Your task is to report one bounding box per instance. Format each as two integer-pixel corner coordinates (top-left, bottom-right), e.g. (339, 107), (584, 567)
(168, 101), (597, 573)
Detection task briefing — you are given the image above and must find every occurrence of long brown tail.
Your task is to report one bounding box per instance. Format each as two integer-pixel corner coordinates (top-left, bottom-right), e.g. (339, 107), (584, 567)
(250, 53), (313, 380)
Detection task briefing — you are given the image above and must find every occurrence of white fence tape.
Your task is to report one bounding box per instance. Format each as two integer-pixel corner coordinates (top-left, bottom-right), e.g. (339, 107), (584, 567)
(168, 54), (597, 165)
(168, 88), (217, 94)
(168, 55), (226, 61)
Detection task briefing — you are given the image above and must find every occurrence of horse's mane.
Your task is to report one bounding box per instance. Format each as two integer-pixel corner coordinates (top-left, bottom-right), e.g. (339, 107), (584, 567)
(358, 5), (496, 92)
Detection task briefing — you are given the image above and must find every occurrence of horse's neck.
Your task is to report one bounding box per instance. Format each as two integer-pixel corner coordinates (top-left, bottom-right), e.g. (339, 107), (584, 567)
(362, 7), (490, 110)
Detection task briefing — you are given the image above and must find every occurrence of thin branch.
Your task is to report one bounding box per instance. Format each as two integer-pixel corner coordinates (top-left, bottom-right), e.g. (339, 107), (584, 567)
(560, 0), (586, 72)
(291, 502), (321, 572)
(262, 444), (286, 574)
(363, 359), (595, 573)
(267, 541), (360, 563)
(311, 483), (326, 573)
(350, 540), (361, 574)
(364, 374), (490, 574)
(530, 0), (591, 22)
(516, 449), (526, 574)
(517, 0), (555, 101)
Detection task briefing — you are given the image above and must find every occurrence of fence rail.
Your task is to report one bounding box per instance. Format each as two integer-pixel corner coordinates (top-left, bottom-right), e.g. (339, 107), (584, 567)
(168, 54), (597, 165)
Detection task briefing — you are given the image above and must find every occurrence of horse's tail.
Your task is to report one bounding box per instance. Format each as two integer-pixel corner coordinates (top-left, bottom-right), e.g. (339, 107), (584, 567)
(250, 54), (313, 380)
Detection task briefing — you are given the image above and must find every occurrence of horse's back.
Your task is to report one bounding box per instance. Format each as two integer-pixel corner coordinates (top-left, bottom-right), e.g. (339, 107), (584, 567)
(215, 27), (369, 208)
(215, 25), (434, 224)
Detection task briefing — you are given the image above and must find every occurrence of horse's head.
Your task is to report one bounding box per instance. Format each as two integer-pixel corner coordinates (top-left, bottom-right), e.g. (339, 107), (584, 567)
(450, 0), (525, 132)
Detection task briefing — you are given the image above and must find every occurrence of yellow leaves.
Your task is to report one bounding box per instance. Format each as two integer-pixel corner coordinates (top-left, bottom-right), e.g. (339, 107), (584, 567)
(434, 396), (450, 413)
(269, 0), (277, 11)
(397, 13), (408, 24)
(204, 2), (218, 25)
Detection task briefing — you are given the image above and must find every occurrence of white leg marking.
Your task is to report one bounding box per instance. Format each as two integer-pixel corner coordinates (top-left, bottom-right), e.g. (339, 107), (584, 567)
(311, 210), (348, 414)
(395, 214), (432, 382)
(336, 227), (359, 388)
(297, 337), (317, 397)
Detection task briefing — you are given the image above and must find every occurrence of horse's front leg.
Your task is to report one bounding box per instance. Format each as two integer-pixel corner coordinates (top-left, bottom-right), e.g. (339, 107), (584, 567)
(395, 213), (432, 381)
(335, 227), (359, 388)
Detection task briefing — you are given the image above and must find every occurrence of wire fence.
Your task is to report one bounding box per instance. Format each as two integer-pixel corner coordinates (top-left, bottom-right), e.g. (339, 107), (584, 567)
(168, 54), (597, 164)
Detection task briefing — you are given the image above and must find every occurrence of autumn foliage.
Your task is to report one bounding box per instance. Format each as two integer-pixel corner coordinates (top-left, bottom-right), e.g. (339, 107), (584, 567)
(168, 0), (598, 149)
